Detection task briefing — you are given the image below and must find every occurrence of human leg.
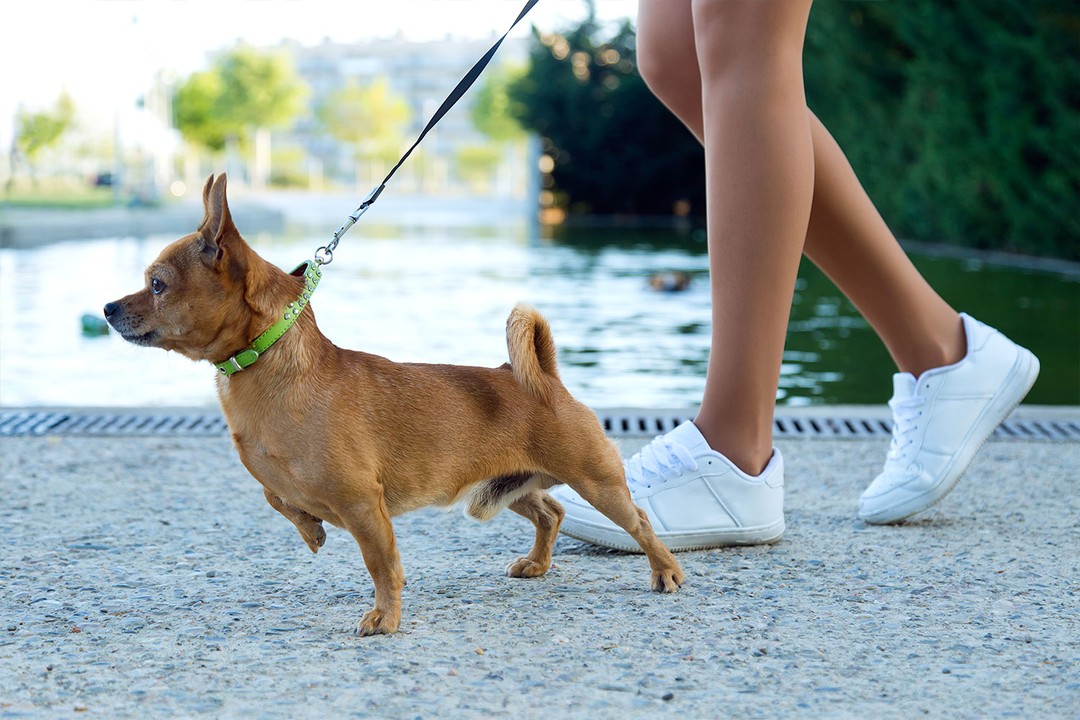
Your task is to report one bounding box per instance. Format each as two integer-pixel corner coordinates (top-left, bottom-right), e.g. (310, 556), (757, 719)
(685, 0), (815, 474)
(636, 0), (1038, 527)
(553, 0), (805, 550)
(800, 114), (967, 375)
(638, 0), (966, 380)
(797, 98), (1039, 525)
(555, 0), (1041, 544)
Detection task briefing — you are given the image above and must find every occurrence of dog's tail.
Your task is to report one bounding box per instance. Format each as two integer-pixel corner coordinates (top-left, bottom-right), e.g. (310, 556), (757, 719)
(506, 303), (559, 407)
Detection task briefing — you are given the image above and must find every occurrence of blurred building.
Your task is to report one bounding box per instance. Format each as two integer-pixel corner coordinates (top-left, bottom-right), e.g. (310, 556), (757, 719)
(279, 34), (529, 195)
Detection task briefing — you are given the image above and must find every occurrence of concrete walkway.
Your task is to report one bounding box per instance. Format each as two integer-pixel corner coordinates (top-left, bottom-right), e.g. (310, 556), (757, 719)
(1, 408), (1077, 719)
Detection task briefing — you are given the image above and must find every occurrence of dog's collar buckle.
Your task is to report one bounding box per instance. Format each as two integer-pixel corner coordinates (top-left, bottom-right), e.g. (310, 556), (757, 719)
(220, 353), (253, 375)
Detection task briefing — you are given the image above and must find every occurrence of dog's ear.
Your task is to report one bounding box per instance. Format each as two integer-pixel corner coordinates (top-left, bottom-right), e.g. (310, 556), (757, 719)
(196, 174), (214, 236)
(198, 173), (240, 265)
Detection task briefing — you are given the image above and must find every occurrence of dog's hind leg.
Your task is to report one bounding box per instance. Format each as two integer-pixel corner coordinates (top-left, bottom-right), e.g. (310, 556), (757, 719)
(561, 446), (685, 593)
(263, 488), (326, 554)
(505, 489), (565, 578)
(573, 479), (684, 592)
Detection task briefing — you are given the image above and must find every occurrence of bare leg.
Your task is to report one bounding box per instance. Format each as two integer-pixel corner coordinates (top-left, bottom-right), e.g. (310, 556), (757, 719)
(636, 0), (966, 474)
(684, 0), (816, 473)
(800, 115), (966, 374)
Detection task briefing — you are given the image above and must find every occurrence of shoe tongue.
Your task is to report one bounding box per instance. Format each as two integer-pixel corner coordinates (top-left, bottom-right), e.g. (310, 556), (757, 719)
(892, 372), (917, 399)
(667, 420), (713, 454)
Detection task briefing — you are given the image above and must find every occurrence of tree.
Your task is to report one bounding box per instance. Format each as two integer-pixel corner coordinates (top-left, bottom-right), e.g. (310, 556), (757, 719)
(173, 70), (230, 152)
(216, 45), (308, 133)
(509, 0), (1079, 259)
(316, 77), (411, 166)
(174, 44), (307, 152)
(471, 62), (528, 143)
(11, 91), (76, 181)
(460, 63), (530, 193)
(804, 0), (1080, 260)
(508, 14), (706, 216)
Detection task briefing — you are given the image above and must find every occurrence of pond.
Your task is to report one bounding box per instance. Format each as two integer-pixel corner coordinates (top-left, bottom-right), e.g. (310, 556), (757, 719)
(1, 222), (1076, 409)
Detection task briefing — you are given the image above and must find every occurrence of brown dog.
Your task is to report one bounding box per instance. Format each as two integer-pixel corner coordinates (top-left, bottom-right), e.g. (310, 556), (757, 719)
(104, 174), (684, 635)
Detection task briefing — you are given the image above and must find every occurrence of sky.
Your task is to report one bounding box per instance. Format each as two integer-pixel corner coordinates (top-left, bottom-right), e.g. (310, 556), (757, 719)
(0, 0), (638, 148)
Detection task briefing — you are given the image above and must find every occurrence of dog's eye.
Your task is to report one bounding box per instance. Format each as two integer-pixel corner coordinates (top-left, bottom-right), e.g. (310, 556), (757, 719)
(151, 278), (167, 295)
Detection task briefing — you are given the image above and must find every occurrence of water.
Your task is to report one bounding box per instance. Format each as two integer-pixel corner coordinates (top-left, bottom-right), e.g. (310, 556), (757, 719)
(1, 224), (1076, 408)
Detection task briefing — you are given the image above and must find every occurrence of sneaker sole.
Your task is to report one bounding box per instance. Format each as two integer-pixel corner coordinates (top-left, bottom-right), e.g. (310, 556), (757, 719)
(860, 346), (1040, 525)
(559, 517), (786, 553)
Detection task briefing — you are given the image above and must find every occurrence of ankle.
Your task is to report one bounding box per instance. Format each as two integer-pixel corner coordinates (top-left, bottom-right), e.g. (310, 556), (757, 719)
(691, 418), (773, 476)
(895, 314), (967, 377)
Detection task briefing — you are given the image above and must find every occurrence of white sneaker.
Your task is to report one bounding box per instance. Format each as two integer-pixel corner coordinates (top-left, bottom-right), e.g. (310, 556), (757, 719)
(859, 313), (1040, 524)
(552, 421), (785, 552)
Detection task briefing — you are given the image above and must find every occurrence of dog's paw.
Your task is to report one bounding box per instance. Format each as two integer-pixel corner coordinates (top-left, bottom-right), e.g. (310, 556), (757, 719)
(302, 523), (327, 554)
(651, 566), (684, 593)
(356, 607), (400, 636)
(505, 557), (549, 578)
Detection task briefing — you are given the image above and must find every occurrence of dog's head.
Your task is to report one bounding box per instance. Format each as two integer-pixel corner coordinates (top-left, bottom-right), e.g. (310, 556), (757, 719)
(104, 174), (280, 364)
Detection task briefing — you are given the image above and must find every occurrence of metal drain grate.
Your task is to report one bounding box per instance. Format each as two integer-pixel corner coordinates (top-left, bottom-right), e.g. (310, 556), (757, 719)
(599, 412), (1080, 441)
(2, 409), (1077, 441)
(0, 411), (229, 438)
(601, 412), (903, 438)
(600, 413), (902, 438)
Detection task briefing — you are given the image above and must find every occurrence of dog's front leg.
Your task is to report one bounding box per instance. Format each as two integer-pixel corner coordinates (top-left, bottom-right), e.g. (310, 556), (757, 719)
(263, 488), (326, 554)
(342, 494), (405, 636)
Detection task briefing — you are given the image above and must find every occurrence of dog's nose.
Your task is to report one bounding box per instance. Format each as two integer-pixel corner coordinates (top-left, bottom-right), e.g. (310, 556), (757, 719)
(103, 301), (120, 319)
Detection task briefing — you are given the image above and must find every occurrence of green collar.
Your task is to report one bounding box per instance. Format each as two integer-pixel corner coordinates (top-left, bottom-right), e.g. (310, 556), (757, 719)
(215, 261), (323, 377)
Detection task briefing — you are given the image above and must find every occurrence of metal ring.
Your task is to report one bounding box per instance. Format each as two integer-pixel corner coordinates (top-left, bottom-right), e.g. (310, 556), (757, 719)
(314, 246), (334, 266)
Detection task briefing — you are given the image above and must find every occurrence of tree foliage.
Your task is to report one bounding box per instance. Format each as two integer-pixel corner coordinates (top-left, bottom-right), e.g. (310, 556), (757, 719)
(173, 45), (307, 152)
(174, 70), (230, 151)
(470, 62), (528, 143)
(508, 13), (705, 216)
(804, 0), (1079, 259)
(510, 0), (1079, 259)
(316, 78), (411, 164)
(15, 92), (76, 161)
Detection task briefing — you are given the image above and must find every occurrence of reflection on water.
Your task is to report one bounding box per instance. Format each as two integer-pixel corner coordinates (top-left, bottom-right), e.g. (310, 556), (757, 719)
(1, 223), (1076, 408)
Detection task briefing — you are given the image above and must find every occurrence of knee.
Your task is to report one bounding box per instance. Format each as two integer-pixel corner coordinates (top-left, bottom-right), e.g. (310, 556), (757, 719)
(635, 9), (701, 123)
(691, 0), (811, 76)
(635, 27), (680, 99)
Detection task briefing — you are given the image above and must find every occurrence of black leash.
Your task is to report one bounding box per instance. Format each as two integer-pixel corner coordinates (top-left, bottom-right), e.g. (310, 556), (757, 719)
(315, 0), (541, 265)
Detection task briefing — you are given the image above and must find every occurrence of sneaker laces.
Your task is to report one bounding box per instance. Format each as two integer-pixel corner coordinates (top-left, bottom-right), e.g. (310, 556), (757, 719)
(624, 433), (699, 494)
(886, 395), (925, 465)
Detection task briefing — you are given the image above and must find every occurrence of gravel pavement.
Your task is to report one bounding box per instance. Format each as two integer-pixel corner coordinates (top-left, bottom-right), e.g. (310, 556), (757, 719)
(1, 428), (1078, 719)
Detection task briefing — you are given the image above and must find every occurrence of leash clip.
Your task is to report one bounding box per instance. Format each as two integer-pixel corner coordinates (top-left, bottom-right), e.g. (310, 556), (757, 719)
(309, 0), (537, 263)
(317, 185), (385, 266)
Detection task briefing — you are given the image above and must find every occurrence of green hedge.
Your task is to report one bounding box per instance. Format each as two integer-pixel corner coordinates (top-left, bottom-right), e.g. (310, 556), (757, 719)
(510, 0), (1079, 260)
(805, 0), (1079, 260)
(509, 18), (707, 217)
